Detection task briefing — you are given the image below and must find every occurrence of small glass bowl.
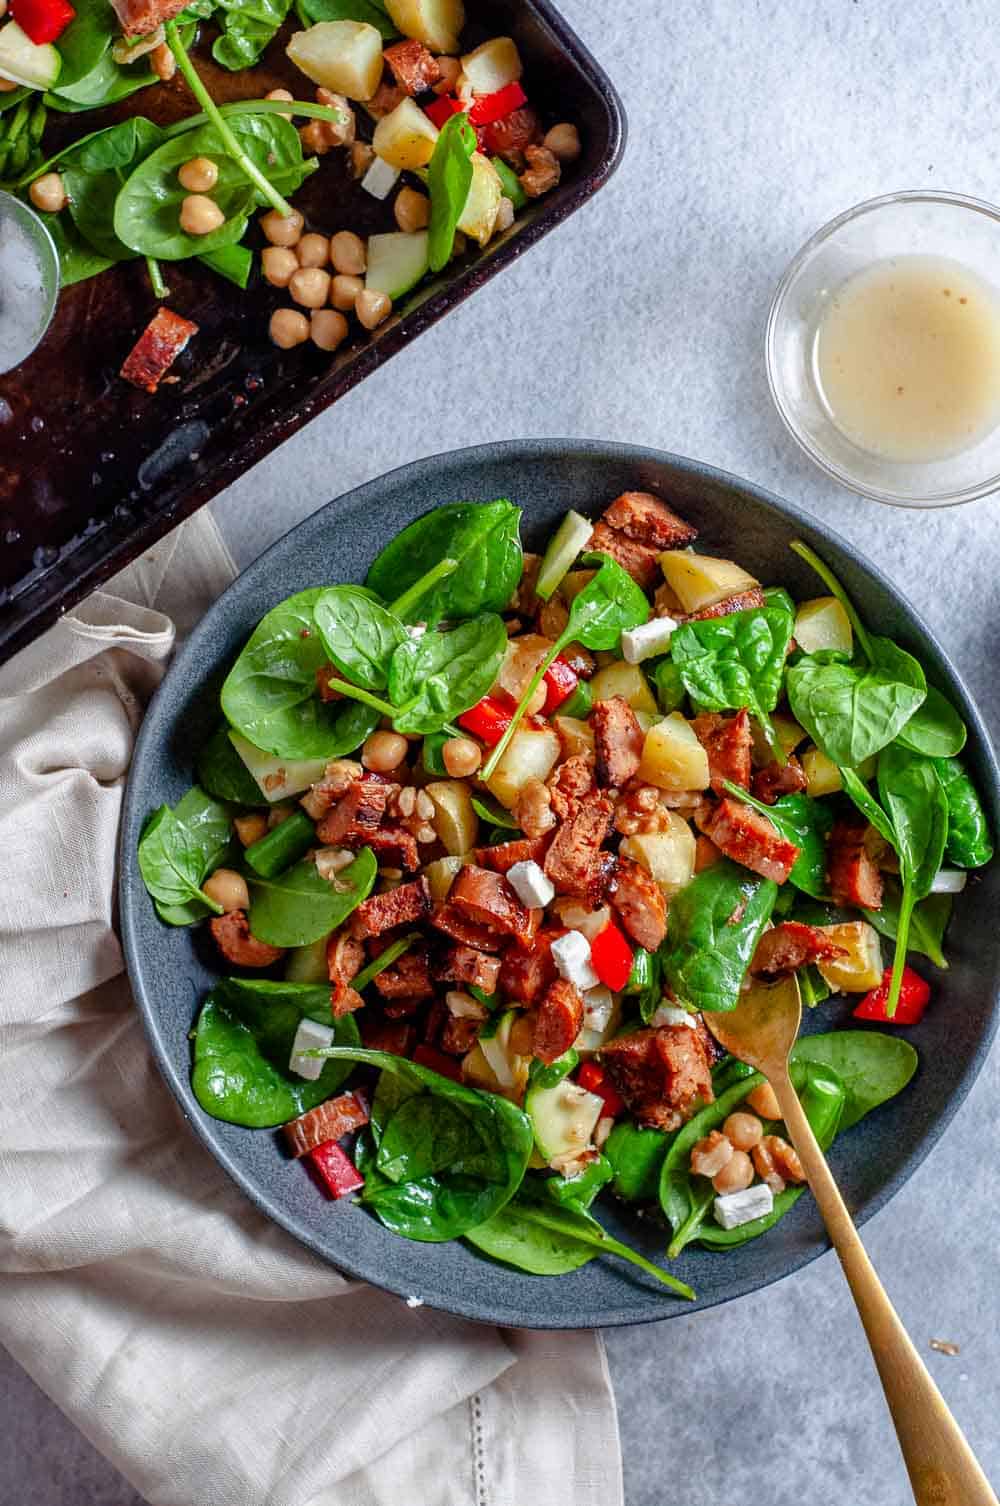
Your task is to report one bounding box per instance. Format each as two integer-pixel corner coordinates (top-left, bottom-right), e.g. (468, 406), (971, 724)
(766, 190), (1000, 507)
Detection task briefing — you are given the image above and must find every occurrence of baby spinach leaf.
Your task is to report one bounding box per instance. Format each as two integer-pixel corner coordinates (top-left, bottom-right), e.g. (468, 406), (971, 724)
(248, 847), (376, 947)
(389, 614), (508, 734)
(198, 241), (253, 288)
(790, 1030), (918, 1132)
(895, 685), (967, 758)
(191, 980), (361, 1127)
(52, 0), (114, 93)
(838, 765), (898, 849)
(603, 1120), (670, 1202)
(310, 1047), (534, 1241)
(653, 658), (686, 714)
(196, 725), (266, 805)
(669, 601), (794, 757)
(427, 111), (477, 271)
(45, 213), (113, 286)
(313, 586), (408, 692)
(365, 500), (523, 627)
(211, 0), (292, 69)
(862, 882), (952, 970)
(61, 117), (166, 262)
(787, 636), (926, 768)
(138, 786), (231, 922)
(470, 794), (519, 830)
(295, 0), (398, 34)
(877, 745), (949, 899)
(660, 859), (778, 1012)
(934, 757), (994, 868)
(721, 780), (832, 897)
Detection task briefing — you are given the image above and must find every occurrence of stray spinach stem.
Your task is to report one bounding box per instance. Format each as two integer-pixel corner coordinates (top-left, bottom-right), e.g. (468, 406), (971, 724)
(884, 884), (915, 1019)
(351, 933), (420, 992)
(161, 97), (352, 139)
(146, 255), (168, 298)
(165, 22), (293, 217)
(789, 539), (874, 661)
(388, 557), (458, 620)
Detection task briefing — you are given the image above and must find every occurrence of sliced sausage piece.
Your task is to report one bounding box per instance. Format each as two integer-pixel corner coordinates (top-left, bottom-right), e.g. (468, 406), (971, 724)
(110, 0), (188, 32)
(683, 588), (766, 621)
(120, 306), (198, 390)
(534, 978), (584, 1064)
(360, 1017), (415, 1056)
(366, 77), (406, 118)
(451, 865), (534, 942)
(474, 834), (552, 874)
(316, 778), (395, 844)
(382, 37), (441, 93)
(284, 1090), (369, 1158)
(498, 928), (561, 1005)
(482, 104), (540, 159)
(433, 944), (502, 994)
(752, 755), (808, 805)
(609, 855), (667, 951)
(691, 709), (753, 795)
(827, 820), (884, 910)
(547, 754), (596, 817)
(350, 876), (431, 939)
(331, 981), (364, 1018)
(600, 1024), (714, 1132)
(695, 834), (723, 871)
(592, 696), (644, 788)
(440, 1014), (481, 1056)
(327, 929), (364, 987)
(587, 521), (662, 590)
(751, 921), (848, 977)
(373, 948), (434, 1000)
(602, 491), (698, 550)
(429, 902), (504, 952)
(209, 910), (285, 968)
(301, 758), (362, 819)
(363, 825), (420, 871)
(698, 797), (800, 884)
(544, 792), (614, 896)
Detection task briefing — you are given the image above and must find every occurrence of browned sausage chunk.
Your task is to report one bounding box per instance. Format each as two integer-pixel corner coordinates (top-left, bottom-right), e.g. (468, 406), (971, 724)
(429, 902), (504, 952)
(360, 1017), (415, 1056)
(350, 876), (431, 938)
(284, 1090), (369, 1158)
(698, 798), (800, 884)
(683, 589), (766, 621)
(609, 855), (667, 951)
(544, 793), (614, 896)
(752, 755), (808, 804)
(547, 754), (596, 817)
(498, 928), (560, 1005)
(602, 491), (698, 550)
(327, 929), (364, 986)
(383, 37), (441, 93)
(120, 306), (198, 390)
(440, 1014), (481, 1056)
(750, 921), (848, 977)
(474, 834), (552, 874)
(600, 1024), (714, 1132)
(433, 944), (502, 994)
(316, 777), (395, 844)
(691, 709), (753, 795)
(586, 521), (661, 590)
(592, 696), (644, 788)
(209, 910), (285, 968)
(450, 865), (534, 942)
(827, 820), (884, 910)
(533, 979), (584, 1064)
(373, 947), (435, 1000)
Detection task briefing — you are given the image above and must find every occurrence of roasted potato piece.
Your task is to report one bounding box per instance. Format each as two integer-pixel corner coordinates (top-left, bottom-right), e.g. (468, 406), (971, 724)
(636, 712), (711, 791)
(457, 153), (502, 246)
(372, 96), (439, 169)
(460, 35), (521, 93)
(794, 596), (854, 656)
(286, 20), (383, 100)
(552, 714), (595, 760)
(589, 660), (658, 716)
(816, 922), (883, 992)
(485, 726), (560, 809)
(801, 745), (842, 797)
(423, 854), (464, 904)
(620, 815), (696, 897)
(385, 0), (464, 54)
(659, 552), (760, 614)
(424, 779), (478, 854)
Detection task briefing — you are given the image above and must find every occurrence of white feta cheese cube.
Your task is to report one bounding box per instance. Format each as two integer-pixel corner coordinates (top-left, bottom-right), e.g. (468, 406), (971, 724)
(621, 616), (678, 664)
(582, 984), (614, 1033)
(506, 858), (555, 909)
(650, 1003), (698, 1030)
(713, 1183), (775, 1230)
(361, 155), (400, 200)
(289, 1017), (335, 1081)
(551, 929), (600, 991)
(446, 989), (487, 1020)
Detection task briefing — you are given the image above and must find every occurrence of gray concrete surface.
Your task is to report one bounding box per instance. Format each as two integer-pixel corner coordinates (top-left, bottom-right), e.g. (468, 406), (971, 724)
(4, 1), (999, 1502)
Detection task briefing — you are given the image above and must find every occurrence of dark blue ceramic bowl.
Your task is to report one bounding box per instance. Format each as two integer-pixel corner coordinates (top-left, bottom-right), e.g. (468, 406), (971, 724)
(119, 440), (1000, 1328)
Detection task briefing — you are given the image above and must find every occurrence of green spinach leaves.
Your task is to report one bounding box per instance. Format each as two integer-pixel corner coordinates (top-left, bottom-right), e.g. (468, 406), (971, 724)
(670, 599), (794, 759)
(388, 613), (508, 733)
(248, 847), (376, 946)
(660, 859), (778, 1012)
(787, 638), (927, 768)
(426, 112), (477, 271)
(721, 780), (832, 897)
(365, 500), (523, 625)
(138, 786), (231, 924)
(934, 757), (994, 868)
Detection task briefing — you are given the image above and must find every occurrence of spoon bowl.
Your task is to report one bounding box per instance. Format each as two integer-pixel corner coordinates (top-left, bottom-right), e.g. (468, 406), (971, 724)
(703, 974), (802, 1077)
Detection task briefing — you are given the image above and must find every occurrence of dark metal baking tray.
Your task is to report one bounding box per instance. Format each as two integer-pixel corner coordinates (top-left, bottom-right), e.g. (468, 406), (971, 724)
(0, 2), (625, 665)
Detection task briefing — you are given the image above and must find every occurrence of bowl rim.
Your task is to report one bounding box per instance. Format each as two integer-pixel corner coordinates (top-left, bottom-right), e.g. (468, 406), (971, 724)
(119, 437), (1000, 1328)
(765, 188), (1000, 508)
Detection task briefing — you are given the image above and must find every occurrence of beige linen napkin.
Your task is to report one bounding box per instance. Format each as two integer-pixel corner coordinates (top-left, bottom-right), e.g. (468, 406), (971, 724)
(0, 510), (622, 1506)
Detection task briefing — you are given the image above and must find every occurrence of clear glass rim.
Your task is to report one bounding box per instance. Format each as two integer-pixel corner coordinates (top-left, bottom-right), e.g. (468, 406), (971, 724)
(765, 189), (1000, 509)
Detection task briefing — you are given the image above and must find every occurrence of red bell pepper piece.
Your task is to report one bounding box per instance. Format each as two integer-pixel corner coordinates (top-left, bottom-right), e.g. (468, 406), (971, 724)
(424, 94), (465, 128)
(588, 922), (634, 992)
(853, 965), (931, 1025)
(308, 1140), (364, 1199)
(413, 1043), (463, 1081)
(467, 81), (528, 126)
(11, 0), (75, 43)
(542, 656), (579, 716)
(458, 694), (514, 747)
(577, 1060), (625, 1118)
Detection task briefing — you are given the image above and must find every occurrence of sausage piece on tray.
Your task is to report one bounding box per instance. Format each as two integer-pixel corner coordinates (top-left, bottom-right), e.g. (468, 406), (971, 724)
(752, 755), (808, 804)
(474, 834), (552, 874)
(698, 797), (800, 884)
(120, 307), (198, 391)
(602, 491), (698, 550)
(750, 921), (848, 977)
(433, 944), (502, 993)
(592, 697), (644, 788)
(609, 855), (667, 951)
(450, 865), (536, 944)
(586, 521), (662, 590)
(350, 877), (431, 939)
(691, 709), (753, 794)
(600, 1023), (714, 1132)
(683, 589), (766, 621)
(383, 38), (441, 93)
(827, 820), (884, 910)
(284, 1091), (369, 1158)
(544, 792), (614, 896)
(533, 978), (584, 1064)
(209, 910), (285, 968)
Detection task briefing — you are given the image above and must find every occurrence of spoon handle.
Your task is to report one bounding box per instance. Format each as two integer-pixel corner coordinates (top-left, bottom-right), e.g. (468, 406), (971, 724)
(771, 1068), (997, 1506)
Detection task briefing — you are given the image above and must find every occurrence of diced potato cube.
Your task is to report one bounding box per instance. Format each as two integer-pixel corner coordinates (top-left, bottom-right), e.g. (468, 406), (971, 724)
(636, 712), (711, 791)
(801, 745), (842, 797)
(620, 813), (696, 897)
(460, 35), (521, 94)
(372, 96), (439, 170)
(457, 152), (502, 246)
(423, 854), (464, 904)
(589, 660), (658, 716)
(286, 20), (383, 100)
(485, 725), (561, 809)
(229, 731), (326, 802)
(385, 0), (464, 54)
(659, 552), (760, 614)
(751, 712), (806, 765)
(562, 569), (596, 604)
(794, 596), (854, 656)
(553, 714), (595, 760)
(816, 922), (883, 992)
(424, 779), (478, 855)
(497, 633), (551, 702)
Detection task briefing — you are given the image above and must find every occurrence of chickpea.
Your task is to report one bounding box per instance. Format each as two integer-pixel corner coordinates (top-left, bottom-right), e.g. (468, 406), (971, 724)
(442, 737), (482, 778)
(310, 309), (348, 352)
(150, 41), (175, 80)
(713, 1149), (754, 1195)
(265, 86), (294, 121)
(355, 289), (391, 330)
(330, 229), (366, 275)
(362, 730), (408, 772)
(179, 194), (225, 236)
(745, 1080), (781, 1120)
(433, 55), (461, 94)
(349, 141), (375, 179)
(330, 272), (364, 311)
(723, 1112), (764, 1152)
(289, 266), (331, 309)
(543, 122), (582, 162)
(202, 867), (250, 913)
(260, 207), (304, 248)
(234, 812), (269, 847)
(689, 1130), (733, 1179)
(297, 232), (330, 268)
(261, 245), (299, 289)
(300, 119), (332, 157)
(269, 308), (310, 349)
(394, 186), (430, 233)
(29, 172), (66, 214)
(178, 156), (219, 193)
(494, 196), (515, 234)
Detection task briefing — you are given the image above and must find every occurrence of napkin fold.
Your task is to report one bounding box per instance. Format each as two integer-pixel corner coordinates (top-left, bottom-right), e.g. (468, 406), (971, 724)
(0, 511), (622, 1506)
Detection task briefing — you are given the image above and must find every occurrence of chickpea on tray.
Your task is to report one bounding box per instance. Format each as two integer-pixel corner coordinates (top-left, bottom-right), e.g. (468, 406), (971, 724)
(136, 488), (992, 1292)
(1, 0), (579, 387)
